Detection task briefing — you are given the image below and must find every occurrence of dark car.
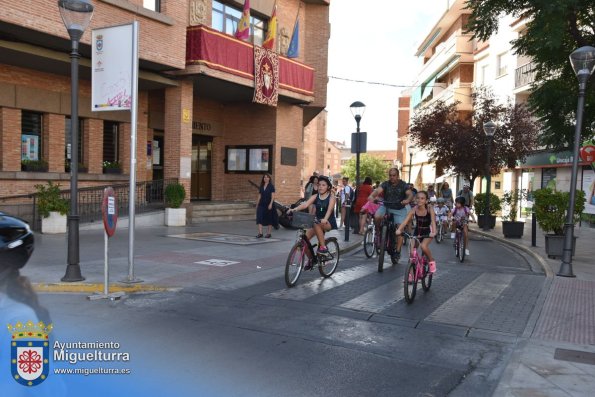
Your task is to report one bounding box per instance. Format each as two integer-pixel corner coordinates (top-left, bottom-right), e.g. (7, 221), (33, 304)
(0, 212), (34, 269)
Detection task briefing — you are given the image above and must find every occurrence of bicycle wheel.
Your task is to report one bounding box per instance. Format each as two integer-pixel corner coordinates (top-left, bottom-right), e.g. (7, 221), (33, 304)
(363, 227), (375, 258)
(377, 224), (388, 272)
(375, 227), (382, 255)
(421, 257), (432, 291)
(319, 237), (340, 277)
(436, 223), (443, 244)
(285, 243), (305, 287)
(458, 237), (466, 263)
(454, 233), (459, 258)
(404, 261), (417, 303)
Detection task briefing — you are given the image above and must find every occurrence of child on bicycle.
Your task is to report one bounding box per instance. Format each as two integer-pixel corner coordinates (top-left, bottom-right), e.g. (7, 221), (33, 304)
(450, 196), (477, 256)
(287, 176), (337, 256)
(396, 191), (437, 273)
(434, 197), (451, 236)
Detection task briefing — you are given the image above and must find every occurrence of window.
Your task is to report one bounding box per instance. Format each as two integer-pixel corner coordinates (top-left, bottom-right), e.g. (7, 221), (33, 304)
(21, 111), (42, 161)
(496, 52), (508, 77)
(65, 117), (84, 167)
(480, 64), (489, 85)
(225, 145), (272, 173)
(143, 0), (160, 12)
(103, 121), (119, 163)
(212, 0), (265, 46)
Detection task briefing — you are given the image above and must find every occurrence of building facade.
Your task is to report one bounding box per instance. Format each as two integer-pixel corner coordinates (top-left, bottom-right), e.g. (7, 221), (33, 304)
(0, 0), (330, 206)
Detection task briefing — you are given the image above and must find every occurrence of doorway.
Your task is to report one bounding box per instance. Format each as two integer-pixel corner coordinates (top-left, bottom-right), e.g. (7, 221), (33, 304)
(191, 135), (212, 200)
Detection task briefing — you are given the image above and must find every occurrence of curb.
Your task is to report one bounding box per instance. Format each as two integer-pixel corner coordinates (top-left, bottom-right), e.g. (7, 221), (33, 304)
(469, 228), (554, 279)
(33, 283), (181, 294)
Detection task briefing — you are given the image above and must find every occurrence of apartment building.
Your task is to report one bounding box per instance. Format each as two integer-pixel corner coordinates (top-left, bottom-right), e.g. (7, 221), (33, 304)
(0, 0), (330, 205)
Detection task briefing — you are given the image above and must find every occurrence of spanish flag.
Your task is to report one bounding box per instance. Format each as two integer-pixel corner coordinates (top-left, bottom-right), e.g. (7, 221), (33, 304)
(262, 4), (277, 50)
(234, 0), (251, 41)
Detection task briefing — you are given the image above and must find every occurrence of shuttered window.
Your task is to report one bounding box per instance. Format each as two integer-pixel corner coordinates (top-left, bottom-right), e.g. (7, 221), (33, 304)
(103, 121), (119, 162)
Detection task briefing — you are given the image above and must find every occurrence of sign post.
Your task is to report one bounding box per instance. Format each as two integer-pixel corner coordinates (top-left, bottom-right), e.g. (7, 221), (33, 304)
(88, 187), (125, 301)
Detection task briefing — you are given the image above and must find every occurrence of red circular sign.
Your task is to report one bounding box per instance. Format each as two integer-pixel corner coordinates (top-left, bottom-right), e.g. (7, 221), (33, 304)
(102, 187), (118, 237)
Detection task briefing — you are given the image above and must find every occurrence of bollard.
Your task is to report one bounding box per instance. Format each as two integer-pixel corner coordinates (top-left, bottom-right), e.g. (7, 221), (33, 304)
(531, 209), (537, 247)
(344, 204), (351, 242)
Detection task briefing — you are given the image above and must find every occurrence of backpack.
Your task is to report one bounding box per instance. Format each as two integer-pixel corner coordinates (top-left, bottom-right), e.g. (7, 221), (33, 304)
(349, 186), (356, 204)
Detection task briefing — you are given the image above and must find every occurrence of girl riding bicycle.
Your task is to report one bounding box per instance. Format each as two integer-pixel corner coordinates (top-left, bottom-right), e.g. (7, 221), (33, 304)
(287, 176), (337, 256)
(396, 191), (437, 273)
(450, 196), (477, 256)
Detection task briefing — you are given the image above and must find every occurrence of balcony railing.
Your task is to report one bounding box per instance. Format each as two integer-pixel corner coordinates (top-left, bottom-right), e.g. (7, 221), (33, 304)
(515, 62), (537, 88)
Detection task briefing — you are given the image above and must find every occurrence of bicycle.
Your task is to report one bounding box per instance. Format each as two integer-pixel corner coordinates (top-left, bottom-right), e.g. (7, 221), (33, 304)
(284, 212), (340, 287)
(401, 232), (432, 303)
(362, 213), (378, 258)
(435, 218), (448, 244)
(376, 201), (404, 273)
(453, 219), (467, 263)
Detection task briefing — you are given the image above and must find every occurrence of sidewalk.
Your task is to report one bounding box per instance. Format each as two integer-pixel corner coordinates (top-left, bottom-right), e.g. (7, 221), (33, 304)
(470, 221), (595, 396)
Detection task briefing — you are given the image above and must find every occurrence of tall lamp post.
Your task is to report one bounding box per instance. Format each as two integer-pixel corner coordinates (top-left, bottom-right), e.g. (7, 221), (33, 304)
(558, 46), (595, 277)
(58, 0), (94, 282)
(407, 145), (414, 184)
(349, 101), (366, 187)
(483, 121), (496, 231)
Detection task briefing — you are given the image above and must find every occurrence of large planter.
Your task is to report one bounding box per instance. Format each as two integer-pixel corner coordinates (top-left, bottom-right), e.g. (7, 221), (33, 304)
(41, 211), (67, 234)
(165, 208), (186, 226)
(103, 168), (122, 174)
(544, 234), (577, 259)
(477, 215), (496, 229)
(502, 221), (525, 238)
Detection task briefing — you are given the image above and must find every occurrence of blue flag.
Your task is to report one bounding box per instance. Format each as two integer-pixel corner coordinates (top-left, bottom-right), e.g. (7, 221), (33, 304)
(286, 19), (299, 58)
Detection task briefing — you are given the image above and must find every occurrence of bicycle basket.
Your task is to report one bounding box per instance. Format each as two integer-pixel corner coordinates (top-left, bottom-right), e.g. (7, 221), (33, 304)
(290, 211), (315, 228)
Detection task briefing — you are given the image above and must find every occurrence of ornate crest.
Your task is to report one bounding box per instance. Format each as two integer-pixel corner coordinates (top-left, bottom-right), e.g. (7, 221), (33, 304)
(96, 34), (103, 51)
(8, 321), (53, 387)
(253, 47), (279, 106)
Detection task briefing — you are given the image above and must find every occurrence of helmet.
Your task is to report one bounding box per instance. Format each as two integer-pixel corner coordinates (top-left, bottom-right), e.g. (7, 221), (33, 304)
(0, 212), (34, 270)
(463, 184), (470, 188)
(437, 198), (445, 204)
(455, 196), (466, 206)
(429, 197), (437, 203)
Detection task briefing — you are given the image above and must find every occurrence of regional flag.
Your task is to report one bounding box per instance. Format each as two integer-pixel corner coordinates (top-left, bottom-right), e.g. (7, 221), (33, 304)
(262, 4), (277, 50)
(235, 0), (251, 41)
(286, 19), (299, 58)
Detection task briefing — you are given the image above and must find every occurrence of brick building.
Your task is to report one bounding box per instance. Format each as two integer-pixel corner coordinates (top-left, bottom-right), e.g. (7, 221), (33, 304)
(0, 0), (330, 205)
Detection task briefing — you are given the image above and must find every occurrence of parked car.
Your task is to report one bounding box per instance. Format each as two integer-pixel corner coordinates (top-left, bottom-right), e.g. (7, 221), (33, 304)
(0, 212), (34, 269)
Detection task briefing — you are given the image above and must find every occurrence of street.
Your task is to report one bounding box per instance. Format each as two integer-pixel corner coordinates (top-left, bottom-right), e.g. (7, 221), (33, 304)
(27, 222), (545, 396)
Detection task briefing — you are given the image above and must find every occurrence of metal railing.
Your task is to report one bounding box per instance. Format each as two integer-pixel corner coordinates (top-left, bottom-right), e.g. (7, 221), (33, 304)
(0, 179), (177, 231)
(515, 62), (537, 88)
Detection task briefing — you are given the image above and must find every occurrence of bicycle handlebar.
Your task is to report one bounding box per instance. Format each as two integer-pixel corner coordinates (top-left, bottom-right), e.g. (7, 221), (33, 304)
(399, 232), (432, 239)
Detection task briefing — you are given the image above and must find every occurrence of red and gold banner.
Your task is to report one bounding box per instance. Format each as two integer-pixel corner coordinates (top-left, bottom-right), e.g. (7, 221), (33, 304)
(253, 46), (279, 106)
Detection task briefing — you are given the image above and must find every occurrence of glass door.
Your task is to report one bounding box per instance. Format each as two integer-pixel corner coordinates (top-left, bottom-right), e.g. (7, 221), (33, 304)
(191, 135), (212, 200)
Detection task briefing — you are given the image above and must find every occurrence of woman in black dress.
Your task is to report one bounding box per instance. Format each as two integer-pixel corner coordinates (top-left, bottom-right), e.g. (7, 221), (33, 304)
(256, 173), (276, 238)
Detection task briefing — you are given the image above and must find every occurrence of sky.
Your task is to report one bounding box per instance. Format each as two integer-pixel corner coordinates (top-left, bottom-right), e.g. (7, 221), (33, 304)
(326, 0), (448, 151)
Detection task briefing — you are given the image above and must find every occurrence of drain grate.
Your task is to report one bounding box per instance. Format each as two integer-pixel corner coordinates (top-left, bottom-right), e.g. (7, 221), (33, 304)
(554, 348), (595, 365)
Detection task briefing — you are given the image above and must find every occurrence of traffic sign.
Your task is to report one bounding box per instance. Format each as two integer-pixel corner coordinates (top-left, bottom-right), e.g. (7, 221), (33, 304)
(102, 187), (118, 237)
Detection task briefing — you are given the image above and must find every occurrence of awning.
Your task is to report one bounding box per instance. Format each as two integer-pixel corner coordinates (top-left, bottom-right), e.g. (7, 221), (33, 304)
(435, 56), (460, 80)
(411, 85), (423, 108)
(421, 75), (437, 101)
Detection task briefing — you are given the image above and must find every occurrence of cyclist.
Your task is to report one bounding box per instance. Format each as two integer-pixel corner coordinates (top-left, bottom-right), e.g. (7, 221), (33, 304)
(434, 197), (451, 237)
(287, 176), (337, 257)
(451, 196), (477, 256)
(396, 190), (437, 273)
(368, 167), (414, 261)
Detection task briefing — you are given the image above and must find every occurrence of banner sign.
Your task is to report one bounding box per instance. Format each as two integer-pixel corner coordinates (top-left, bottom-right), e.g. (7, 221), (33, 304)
(253, 46), (279, 106)
(92, 24), (133, 111)
(583, 168), (595, 215)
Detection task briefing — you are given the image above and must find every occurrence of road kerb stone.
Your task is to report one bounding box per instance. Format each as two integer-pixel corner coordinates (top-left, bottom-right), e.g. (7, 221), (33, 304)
(33, 283), (180, 294)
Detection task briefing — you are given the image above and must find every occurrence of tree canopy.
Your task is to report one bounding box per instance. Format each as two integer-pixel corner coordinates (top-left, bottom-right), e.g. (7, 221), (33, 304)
(408, 88), (539, 184)
(340, 153), (391, 185)
(465, 0), (595, 150)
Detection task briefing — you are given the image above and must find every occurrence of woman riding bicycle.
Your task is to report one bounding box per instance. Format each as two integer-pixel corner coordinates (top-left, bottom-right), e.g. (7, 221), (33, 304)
(451, 196), (477, 256)
(287, 176), (337, 256)
(396, 190), (437, 273)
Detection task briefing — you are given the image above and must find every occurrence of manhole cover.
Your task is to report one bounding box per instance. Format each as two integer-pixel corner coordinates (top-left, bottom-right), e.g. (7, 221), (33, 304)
(554, 348), (595, 365)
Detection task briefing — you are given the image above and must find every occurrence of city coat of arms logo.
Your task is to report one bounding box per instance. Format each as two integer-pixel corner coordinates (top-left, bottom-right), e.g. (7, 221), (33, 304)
(96, 34), (103, 51)
(8, 321), (53, 387)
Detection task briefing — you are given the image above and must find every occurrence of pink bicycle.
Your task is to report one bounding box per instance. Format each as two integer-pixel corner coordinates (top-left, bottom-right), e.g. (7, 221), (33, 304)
(402, 232), (432, 303)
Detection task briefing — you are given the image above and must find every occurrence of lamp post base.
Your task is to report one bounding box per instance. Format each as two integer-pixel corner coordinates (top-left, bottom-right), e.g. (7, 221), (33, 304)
(61, 264), (85, 282)
(557, 262), (576, 278)
(119, 276), (144, 284)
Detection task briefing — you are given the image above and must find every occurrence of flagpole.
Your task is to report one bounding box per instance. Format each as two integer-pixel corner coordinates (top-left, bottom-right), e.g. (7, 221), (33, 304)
(286, 4), (301, 58)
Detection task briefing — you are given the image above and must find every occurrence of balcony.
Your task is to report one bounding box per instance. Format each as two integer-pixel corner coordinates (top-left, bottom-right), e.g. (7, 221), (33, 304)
(185, 25), (314, 102)
(424, 82), (473, 111)
(515, 62), (537, 90)
(416, 33), (474, 85)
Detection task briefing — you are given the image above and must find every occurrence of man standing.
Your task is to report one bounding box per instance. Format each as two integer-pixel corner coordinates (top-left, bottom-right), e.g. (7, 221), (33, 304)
(458, 184), (474, 208)
(368, 168), (413, 261)
(339, 177), (353, 229)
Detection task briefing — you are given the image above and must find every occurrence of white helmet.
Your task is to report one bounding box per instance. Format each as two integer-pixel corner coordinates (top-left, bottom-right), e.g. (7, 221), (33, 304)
(429, 197), (437, 203)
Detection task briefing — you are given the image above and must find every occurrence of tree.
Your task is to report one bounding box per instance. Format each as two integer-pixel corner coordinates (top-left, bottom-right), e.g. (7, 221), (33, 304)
(340, 154), (391, 185)
(408, 88), (539, 185)
(465, 0), (595, 150)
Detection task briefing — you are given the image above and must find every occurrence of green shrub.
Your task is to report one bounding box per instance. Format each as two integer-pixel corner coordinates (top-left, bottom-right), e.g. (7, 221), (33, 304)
(534, 188), (585, 235)
(474, 192), (501, 215)
(22, 159), (48, 171)
(164, 182), (186, 208)
(35, 181), (69, 218)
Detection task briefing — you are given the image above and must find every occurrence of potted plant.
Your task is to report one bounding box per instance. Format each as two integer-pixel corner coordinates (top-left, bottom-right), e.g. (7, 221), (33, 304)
(164, 182), (186, 226)
(501, 189), (527, 238)
(65, 161), (88, 173)
(534, 188), (585, 258)
(21, 159), (48, 172)
(474, 192), (501, 229)
(102, 160), (122, 174)
(35, 181), (69, 234)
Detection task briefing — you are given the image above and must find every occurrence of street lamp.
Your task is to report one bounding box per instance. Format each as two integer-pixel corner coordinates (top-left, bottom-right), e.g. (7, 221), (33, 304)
(350, 101), (366, 187)
(58, 0), (94, 282)
(558, 46), (595, 277)
(483, 120), (496, 231)
(407, 145), (415, 184)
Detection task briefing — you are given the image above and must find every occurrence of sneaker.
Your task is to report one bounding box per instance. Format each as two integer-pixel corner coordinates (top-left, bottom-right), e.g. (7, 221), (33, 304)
(450, 233), (455, 239)
(465, 249), (470, 256)
(429, 261), (436, 273)
(317, 246), (329, 256)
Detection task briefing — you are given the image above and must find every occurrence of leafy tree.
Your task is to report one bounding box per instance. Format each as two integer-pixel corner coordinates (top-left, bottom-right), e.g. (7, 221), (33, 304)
(340, 153), (391, 184)
(465, 0), (595, 150)
(408, 88), (538, 185)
